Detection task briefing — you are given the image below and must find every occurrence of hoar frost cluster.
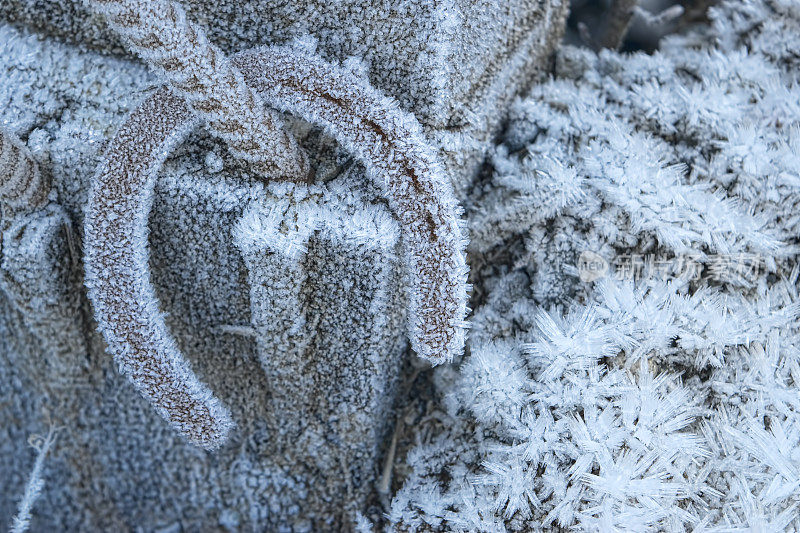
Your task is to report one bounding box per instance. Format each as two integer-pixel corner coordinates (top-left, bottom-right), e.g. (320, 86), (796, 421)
(390, 1), (800, 530)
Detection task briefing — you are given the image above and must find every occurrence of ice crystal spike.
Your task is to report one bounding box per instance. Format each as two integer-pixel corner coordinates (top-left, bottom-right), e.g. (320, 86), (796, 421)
(85, 0), (309, 181)
(84, 87), (233, 450)
(0, 128), (49, 212)
(233, 46), (470, 364)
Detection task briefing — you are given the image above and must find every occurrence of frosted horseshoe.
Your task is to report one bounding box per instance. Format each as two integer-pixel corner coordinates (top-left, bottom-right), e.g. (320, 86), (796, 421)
(84, 46), (468, 449)
(83, 88), (231, 449)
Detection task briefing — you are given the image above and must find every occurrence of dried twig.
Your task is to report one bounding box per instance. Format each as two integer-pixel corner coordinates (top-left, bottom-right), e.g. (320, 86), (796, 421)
(597, 0), (639, 50)
(596, 0), (684, 50)
(10, 421), (60, 533)
(634, 4), (684, 28)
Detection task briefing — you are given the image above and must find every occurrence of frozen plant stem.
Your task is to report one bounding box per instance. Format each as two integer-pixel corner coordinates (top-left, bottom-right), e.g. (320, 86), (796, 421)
(84, 0), (309, 181)
(10, 424), (59, 533)
(84, 47), (467, 446)
(598, 0), (638, 50)
(0, 128), (49, 213)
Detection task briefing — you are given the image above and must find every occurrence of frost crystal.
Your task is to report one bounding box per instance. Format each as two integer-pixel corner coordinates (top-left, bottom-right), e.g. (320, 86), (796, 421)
(11, 0), (800, 529)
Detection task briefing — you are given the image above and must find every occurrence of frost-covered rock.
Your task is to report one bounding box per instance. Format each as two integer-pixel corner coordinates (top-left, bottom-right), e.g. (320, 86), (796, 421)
(0, 0), (566, 525)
